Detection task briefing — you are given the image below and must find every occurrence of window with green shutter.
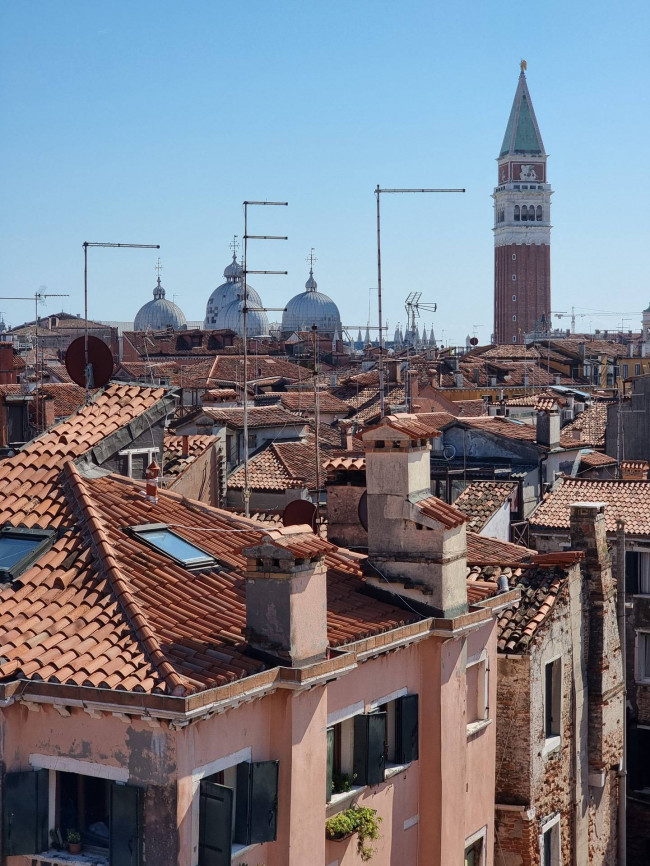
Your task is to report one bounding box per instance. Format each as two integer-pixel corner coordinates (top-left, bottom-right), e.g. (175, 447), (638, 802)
(2, 769), (49, 856)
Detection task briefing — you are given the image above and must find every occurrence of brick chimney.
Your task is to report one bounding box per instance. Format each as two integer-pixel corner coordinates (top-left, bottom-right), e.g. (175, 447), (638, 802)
(362, 415), (468, 617)
(338, 419), (356, 451)
(569, 502), (623, 780)
(0, 343), (16, 385)
(406, 369), (419, 405)
(536, 407), (560, 449)
(181, 434), (190, 458)
(242, 529), (328, 666)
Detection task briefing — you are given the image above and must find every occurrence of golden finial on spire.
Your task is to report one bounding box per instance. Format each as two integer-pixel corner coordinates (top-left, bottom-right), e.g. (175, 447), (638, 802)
(520, 59), (527, 73)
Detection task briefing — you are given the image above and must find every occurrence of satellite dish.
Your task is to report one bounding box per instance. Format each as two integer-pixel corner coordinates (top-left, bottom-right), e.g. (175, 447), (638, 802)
(470, 337), (479, 346)
(282, 499), (318, 533)
(65, 336), (114, 388)
(358, 490), (368, 531)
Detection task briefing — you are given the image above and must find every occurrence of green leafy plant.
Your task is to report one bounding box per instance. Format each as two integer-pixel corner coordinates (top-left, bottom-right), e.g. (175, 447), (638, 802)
(325, 806), (382, 861)
(66, 829), (81, 844)
(331, 770), (356, 795)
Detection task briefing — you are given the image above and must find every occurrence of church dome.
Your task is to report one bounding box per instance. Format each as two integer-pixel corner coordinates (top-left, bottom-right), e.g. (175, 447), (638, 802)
(214, 293), (269, 338)
(134, 277), (187, 331)
(281, 266), (342, 338)
(204, 253), (262, 329)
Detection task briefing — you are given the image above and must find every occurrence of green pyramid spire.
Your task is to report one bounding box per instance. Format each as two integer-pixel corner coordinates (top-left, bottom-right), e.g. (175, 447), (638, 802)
(499, 69), (545, 157)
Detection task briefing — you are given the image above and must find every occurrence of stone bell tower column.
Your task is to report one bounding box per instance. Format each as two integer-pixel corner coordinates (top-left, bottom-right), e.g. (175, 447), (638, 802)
(493, 62), (552, 344)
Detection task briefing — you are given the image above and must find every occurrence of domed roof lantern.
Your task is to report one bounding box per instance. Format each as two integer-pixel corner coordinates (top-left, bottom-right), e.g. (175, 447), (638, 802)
(305, 267), (318, 292)
(224, 251), (243, 282)
(153, 275), (165, 300)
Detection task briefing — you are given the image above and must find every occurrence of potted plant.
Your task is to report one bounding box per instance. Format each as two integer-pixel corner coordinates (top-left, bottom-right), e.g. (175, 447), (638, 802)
(325, 806), (382, 861)
(66, 829), (81, 854)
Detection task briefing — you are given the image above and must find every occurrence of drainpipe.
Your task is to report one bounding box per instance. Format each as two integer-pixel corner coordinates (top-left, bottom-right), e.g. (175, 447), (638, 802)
(616, 519), (627, 866)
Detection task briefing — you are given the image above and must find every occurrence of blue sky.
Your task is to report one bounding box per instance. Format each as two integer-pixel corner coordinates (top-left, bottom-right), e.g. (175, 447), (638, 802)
(1, 1), (648, 345)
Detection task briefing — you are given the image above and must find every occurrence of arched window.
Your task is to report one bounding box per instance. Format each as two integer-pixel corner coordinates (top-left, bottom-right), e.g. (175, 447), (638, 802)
(512, 253), (517, 261)
(512, 274), (517, 281)
(512, 335), (518, 343)
(512, 294), (517, 302)
(512, 315), (517, 322)
(514, 205), (520, 222)
(536, 205), (543, 221)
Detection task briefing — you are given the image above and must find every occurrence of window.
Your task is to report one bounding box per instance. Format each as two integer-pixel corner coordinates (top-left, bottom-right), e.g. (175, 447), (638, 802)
(637, 633), (650, 682)
(513, 336), (518, 343)
(464, 828), (486, 866)
(541, 815), (560, 866)
(623, 364), (629, 379)
(536, 205), (543, 221)
(467, 651), (489, 728)
(199, 760), (278, 864)
(327, 716), (356, 801)
(2, 769), (141, 863)
(119, 447), (159, 480)
(337, 695), (418, 789)
(544, 658), (561, 740)
(512, 315), (517, 322)
(625, 551), (650, 594)
(512, 253), (517, 261)
(512, 274), (517, 281)
(0, 526), (55, 583)
(521, 205), (528, 221)
(512, 295), (517, 302)
(636, 364), (642, 376)
(128, 523), (215, 569)
(514, 205), (520, 221)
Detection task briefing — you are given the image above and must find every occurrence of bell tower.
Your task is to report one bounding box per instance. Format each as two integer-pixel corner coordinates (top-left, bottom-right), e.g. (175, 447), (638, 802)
(493, 62), (552, 344)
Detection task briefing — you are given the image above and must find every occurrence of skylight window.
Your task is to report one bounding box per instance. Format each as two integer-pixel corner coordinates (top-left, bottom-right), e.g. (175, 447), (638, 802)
(128, 523), (215, 569)
(0, 527), (56, 582)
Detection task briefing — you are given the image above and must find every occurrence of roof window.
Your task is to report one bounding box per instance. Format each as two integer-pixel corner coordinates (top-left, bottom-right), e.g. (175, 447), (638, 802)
(0, 526), (56, 582)
(128, 523), (215, 569)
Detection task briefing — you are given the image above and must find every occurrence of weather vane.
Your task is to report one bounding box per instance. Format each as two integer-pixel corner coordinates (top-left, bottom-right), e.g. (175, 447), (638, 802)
(306, 248), (318, 271)
(520, 59), (527, 73)
(155, 257), (163, 279)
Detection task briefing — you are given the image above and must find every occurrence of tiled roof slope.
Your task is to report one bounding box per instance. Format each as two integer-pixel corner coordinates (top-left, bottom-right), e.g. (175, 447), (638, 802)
(37, 383), (87, 418)
(579, 450), (617, 469)
(0, 469), (419, 694)
(530, 477), (650, 535)
(496, 567), (566, 652)
(561, 402), (608, 447)
(0, 383), (167, 529)
(202, 406), (306, 430)
(228, 445), (305, 491)
(207, 355), (311, 386)
(466, 533), (536, 565)
(280, 392), (350, 415)
(163, 434), (219, 479)
(453, 482), (517, 532)
(445, 416), (581, 450)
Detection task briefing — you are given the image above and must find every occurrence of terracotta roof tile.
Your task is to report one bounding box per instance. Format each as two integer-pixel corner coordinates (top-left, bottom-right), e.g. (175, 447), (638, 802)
(530, 477), (650, 536)
(561, 403), (608, 447)
(280, 392), (350, 415)
(466, 532), (537, 565)
(452, 482), (518, 532)
(414, 496), (467, 529)
(495, 567), (568, 652)
(203, 406), (307, 430)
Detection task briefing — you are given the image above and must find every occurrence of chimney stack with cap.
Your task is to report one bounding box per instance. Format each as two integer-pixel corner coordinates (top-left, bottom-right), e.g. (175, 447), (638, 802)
(569, 502), (623, 781)
(242, 529), (329, 666)
(536, 407), (560, 449)
(362, 416), (468, 617)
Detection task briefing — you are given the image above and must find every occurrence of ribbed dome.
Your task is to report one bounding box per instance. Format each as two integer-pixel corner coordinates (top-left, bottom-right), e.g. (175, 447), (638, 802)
(204, 253), (263, 329)
(134, 278), (187, 331)
(281, 267), (342, 338)
(214, 296), (269, 338)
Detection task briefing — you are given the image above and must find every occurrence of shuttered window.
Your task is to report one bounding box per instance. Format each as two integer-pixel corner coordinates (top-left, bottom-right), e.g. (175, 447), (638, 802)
(199, 780), (233, 866)
(396, 694), (419, 764)
(198, 760), (279, 864)
(349, 695), (419, 788)
(109, 783), (142, 866)
(354, 712), (386, 786)
(2, 769), (49, 856)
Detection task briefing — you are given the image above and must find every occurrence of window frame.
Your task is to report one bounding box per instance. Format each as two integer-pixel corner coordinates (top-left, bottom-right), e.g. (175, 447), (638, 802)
(464, 825), (487, 866)
(118, 446), (160, 479)
(466, 649), (490, 733)
(0, 525), (56, 583)
(543, 656), (562, 753)
(127, 522), (216, 570)
(636, 631), (650, 683)
(540, 813), (561, 866)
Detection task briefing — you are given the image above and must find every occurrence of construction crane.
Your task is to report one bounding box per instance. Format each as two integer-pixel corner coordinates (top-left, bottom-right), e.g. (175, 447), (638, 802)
(554, 307), (588, 333)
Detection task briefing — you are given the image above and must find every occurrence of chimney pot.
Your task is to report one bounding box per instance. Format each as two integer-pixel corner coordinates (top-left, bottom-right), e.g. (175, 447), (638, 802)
(181, 434), (189, 458)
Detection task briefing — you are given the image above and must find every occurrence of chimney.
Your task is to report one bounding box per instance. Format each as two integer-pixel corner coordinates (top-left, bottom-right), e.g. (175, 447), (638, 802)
(242, 530), (328, 665)
(555, 375), (561, 385)
(536, 408), (560, 449)
(385, 358), (401, 384)
(569, 502), (622, 776)
(338, 419), (355, 451)
(454, 372), (464, 389)
(362, 416), (468, 617)
(407, 369), (419, 404)
(629, 343), (635, 358)
(0, 343), (16, 385)
(181, 434), (190, 458)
